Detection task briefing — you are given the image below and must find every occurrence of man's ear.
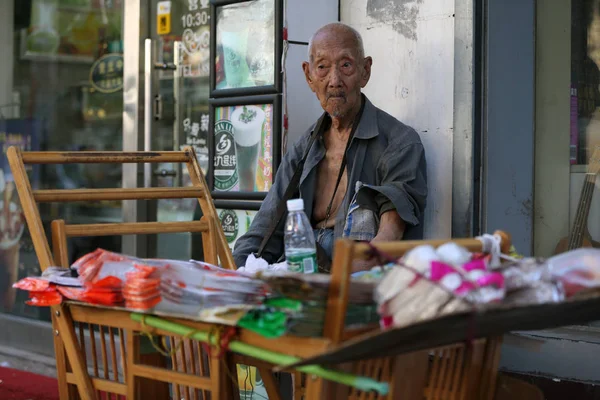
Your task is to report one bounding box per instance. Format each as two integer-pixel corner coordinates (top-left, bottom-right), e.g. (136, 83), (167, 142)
(302, 61), (316, 93)
(361, 56), (373, 88)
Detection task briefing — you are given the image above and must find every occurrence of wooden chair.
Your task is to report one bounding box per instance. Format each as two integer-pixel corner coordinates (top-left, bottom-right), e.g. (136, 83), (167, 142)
(9, 144), (520, 399)
(296, 233), (512, 400)
(7, 146), (243, 400)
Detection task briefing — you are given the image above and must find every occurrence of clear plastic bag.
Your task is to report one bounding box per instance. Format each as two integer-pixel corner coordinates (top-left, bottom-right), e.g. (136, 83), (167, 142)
(546, 248), (600, 297)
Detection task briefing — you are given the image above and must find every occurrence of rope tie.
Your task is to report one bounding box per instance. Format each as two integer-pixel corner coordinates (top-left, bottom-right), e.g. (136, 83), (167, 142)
(138, 315), (195, 357)
(476, 233), (502, 267)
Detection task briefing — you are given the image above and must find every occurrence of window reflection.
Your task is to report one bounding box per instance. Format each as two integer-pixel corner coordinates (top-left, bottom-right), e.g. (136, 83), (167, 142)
(1, 0), (124, 320)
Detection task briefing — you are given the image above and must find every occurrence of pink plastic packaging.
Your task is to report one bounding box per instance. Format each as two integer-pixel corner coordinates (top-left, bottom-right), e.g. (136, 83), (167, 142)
(546, 249), (600, 297)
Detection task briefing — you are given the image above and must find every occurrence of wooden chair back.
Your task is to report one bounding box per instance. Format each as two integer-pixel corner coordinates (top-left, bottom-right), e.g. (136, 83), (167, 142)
(7, 145), (234, 272)
(7, 146), (238, 400)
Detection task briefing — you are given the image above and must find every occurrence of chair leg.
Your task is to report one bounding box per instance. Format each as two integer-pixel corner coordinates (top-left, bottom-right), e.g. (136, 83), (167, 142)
(52, 324), (71, 400)
(389, 350), (430, 400)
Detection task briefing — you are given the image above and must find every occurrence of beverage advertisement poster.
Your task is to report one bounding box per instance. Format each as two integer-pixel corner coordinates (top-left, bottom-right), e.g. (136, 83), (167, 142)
(216, 208), (258, 249)
(0, 119), (40, 312)
(213, 104), (273, 193)
(215, 0), (275, 89)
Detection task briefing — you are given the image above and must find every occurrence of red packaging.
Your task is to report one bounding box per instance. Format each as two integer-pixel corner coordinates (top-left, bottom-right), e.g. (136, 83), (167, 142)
(122, 286), (160, 298)
(83, 290), (124, 306)
(125, 295), (161, 311)
(26, 290), (62, 306)
(57, 286), (87, 301)
(124, 278), (160, 291)
(13, 277), (50, 292)
(132, 263), (159, 277)
(85, 275), (123, 290)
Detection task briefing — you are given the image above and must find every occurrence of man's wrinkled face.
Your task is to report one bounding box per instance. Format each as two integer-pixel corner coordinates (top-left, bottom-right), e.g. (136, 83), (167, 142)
(303, 30), (372, 119)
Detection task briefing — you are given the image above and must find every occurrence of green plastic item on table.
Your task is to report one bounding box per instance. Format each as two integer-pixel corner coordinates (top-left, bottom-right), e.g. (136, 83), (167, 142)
(264, 296), (303, 311)
(237, 307), (289, 338)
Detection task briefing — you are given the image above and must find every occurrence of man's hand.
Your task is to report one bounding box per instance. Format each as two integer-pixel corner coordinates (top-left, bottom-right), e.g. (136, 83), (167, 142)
(351, 210), (406, 273)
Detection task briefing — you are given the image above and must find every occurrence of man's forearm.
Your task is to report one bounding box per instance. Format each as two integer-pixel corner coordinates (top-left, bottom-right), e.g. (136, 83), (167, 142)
(373, 210), (406, 242)
(351, 210), (405, 272)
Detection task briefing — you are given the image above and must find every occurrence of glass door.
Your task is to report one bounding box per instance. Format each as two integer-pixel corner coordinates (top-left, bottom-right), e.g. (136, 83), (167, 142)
(121, 0), (211, 260)
(152, 0), (211, 261)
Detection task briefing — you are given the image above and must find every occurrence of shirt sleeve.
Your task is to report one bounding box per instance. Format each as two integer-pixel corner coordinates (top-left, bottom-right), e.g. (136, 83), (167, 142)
(232, 136), (307, 268)
(356, 139), (427, 228)
(375, 192), (396, 217)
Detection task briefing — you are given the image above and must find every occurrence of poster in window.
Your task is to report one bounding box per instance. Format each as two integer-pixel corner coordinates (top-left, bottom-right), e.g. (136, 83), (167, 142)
(213, 103), (273, 193)
(22, 0), (123, 63)
(215, 0), (275, 90)
(216, 208), (258, 249)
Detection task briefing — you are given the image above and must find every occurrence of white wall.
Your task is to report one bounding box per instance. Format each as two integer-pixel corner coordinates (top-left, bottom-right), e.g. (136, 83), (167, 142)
(284, 0), (338, 152)
(287, 0), (338, 43)
(285, 44), (325, 152)
(342, 0), (455, 239)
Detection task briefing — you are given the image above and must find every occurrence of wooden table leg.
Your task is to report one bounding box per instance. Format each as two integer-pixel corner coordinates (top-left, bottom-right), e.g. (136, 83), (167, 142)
(388, 350), (430, 400)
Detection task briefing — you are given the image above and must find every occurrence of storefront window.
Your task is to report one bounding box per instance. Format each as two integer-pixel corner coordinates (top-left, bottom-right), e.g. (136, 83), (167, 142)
(0, 0), (214, 321)
(568, 0), (600, 254)
(573, 0), (600, 164)
(0, 0), (124, 320)
(535, 0), (600, 260)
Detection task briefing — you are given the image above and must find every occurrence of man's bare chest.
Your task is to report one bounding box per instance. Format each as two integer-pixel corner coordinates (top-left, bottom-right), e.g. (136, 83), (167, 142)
(313, 134), (350, 223)
(317, 134), (348, 182)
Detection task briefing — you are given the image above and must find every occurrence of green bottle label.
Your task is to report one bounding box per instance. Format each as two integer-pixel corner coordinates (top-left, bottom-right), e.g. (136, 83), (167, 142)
(286, 251), (317, 274)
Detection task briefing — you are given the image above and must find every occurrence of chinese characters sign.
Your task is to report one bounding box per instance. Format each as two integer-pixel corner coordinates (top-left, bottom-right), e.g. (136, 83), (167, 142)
(157, 1), (172, 35)
(182, 114), (209, 173)
(213, 104), (273, 193)
(177, 0), (211, 78)
(89, 54), (124, 93)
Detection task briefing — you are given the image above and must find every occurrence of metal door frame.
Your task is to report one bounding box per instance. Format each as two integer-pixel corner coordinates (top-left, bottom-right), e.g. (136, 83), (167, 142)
(122, 0), (158, 258)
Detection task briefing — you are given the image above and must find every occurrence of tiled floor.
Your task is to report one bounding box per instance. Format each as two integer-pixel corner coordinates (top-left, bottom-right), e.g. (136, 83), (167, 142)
(0, 348), (56, 378)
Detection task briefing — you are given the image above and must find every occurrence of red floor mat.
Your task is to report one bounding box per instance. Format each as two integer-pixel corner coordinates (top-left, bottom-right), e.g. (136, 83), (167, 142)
(0, 366), (59, 400)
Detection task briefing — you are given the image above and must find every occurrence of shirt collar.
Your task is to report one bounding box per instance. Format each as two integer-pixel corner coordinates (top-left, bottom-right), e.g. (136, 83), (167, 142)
(353, 95), (379, 140)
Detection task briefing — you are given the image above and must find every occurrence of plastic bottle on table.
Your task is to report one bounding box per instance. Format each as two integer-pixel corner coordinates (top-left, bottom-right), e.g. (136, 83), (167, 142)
(284, 198), (317, 274)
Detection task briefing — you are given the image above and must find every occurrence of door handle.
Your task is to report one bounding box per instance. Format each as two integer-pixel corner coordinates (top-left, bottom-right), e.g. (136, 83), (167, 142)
(173, 41), (184, 187)
(153, 95), (163, 120)
(154, 62), (177, 70)
(143, 38), (153, 188)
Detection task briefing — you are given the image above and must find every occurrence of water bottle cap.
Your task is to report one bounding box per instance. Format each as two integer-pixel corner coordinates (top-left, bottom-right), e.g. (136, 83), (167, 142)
(287, 198), (304, 212)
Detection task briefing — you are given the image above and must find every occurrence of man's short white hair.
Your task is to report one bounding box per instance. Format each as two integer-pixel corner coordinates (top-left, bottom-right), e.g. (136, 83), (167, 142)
(307, 22), (365, 62)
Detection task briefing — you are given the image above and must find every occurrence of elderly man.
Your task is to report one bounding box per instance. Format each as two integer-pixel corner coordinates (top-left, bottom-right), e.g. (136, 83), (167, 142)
(233, 22), (427, 272)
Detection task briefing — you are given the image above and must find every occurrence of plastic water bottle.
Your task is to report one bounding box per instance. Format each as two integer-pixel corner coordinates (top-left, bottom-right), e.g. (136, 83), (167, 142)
(284, 198), (317, 274)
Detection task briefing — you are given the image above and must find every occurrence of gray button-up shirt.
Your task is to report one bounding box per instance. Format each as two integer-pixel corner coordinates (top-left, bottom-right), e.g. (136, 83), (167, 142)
(233, 96), (427, 267)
